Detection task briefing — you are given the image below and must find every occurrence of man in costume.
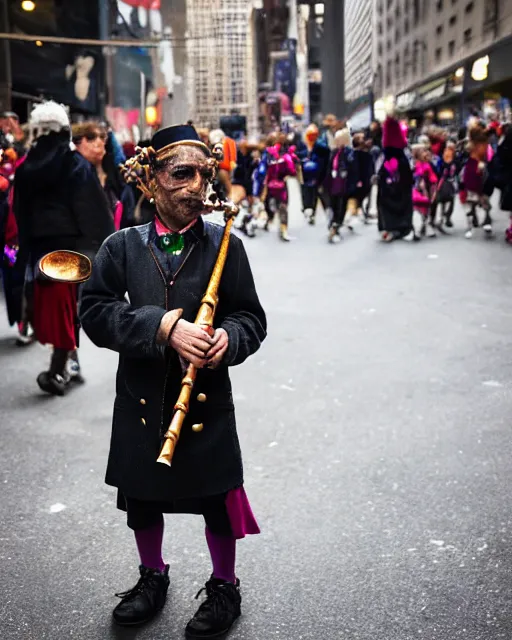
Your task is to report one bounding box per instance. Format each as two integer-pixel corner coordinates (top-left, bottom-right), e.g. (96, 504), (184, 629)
(14, 101), (114, 394)
(79, 124), (267, 638)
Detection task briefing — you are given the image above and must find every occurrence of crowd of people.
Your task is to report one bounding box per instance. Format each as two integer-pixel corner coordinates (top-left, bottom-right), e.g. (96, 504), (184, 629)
(1, 102), (512, 393)
(196, 111), (512, 246)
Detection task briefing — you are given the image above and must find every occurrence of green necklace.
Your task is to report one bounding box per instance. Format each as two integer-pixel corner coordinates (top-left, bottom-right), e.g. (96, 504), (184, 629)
(159, 233), (185, 255)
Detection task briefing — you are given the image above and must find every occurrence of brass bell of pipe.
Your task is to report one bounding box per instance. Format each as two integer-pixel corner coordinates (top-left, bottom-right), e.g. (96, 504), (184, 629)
(38, 250), (92, 284)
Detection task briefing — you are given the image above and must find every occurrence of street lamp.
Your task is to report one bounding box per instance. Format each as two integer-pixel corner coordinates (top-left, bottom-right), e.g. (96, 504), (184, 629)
(21, 1), (36, 11)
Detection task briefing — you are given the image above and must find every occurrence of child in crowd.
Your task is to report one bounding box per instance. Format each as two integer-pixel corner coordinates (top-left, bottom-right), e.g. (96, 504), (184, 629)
(412, 145), (438, 237)
(460, 127), (492, 239)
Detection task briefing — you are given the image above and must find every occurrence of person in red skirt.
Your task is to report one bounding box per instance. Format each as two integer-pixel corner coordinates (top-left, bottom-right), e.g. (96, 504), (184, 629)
(13, 101), (114, 395)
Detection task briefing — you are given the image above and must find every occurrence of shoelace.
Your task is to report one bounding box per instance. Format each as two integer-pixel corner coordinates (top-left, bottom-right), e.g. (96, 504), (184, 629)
(115, 575), (149, 601)
(194, 583), (232, 620)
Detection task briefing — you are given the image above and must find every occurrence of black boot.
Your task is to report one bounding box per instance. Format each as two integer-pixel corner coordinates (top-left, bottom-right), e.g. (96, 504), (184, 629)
(37, 348), (70, 396)
(185, 577), (241, 639)
(113, 564), (170, 626)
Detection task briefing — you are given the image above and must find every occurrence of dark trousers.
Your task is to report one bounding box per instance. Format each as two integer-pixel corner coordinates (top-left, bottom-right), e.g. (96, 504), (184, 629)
(330, 194), (348, 228)
(123, 494), (233, 536)
(301, 184), (318, 211)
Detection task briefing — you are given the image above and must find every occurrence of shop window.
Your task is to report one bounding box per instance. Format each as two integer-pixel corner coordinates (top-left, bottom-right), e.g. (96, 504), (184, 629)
(464, 27), (472, 43)
(436, 24), (443, 36)
(465, 1), (474, 13)
(448, 40), (455, 56)
(449, 15), (457, 26)
(435, 47), (442, 63)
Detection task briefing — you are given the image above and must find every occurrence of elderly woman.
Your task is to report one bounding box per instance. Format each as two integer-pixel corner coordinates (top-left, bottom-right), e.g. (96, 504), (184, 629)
(72, 122), (135, 229)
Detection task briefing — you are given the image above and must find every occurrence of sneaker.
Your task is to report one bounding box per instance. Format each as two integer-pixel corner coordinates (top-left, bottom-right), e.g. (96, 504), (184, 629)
(279, 224), (291, 242)
(483, 223), (492, 234)
(67, 358), (85, 384)
(308, 215), (315, 226)
(444, 218), (454, 228)
(36, 371), (68, 396)
(402, 230), (415, 242)
(16, 323), (34, 347)
(113, 565), (170, 627)
(426, 224), (437, 238)
(328, 226), (341, 243)
(185, 577), (241, 639)
(465, 229), (473, 239)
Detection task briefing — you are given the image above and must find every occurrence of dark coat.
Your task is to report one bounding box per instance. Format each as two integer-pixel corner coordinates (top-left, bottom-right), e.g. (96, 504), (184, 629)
(488, 133), (512, 211)
(377, 148), (414, 236)
(79, 221), (267, 503)
(14, 132), (114, 266)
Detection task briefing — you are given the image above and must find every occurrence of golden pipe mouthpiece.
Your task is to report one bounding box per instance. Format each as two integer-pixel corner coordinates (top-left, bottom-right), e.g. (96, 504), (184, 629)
(156, 437), (175, 466)
(39, 250), (92, 284)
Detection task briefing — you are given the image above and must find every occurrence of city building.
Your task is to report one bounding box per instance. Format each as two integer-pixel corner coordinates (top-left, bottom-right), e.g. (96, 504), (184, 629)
(345, 0), (373, 129)
(372, 0), (512, 126)
(185, 0), (259, 137)
(298, 0), (345, 122)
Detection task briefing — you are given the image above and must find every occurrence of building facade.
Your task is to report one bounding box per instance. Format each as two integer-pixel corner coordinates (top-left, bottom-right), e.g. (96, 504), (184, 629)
(372, 0), (512, 124)
(185, 0), (259, 136)
(345, 0), (373, 128)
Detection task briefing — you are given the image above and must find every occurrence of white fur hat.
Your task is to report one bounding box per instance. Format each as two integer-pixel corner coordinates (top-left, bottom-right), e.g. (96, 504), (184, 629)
(29, 101), (70, 139)
(335, 128), (351, 147)
(209, 129), (225, 145)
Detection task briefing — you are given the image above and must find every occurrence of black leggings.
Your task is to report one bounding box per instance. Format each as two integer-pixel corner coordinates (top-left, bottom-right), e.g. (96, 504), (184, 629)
(330, 195), (348, 228)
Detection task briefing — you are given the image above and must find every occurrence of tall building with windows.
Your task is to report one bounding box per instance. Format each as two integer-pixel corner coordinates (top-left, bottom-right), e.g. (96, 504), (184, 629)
(185, 0), (259, 135)
(372, 0), (512, 125)
(345, 0), (373, 127)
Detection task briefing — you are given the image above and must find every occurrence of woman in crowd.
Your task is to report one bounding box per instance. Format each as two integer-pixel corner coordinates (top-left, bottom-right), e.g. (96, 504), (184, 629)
(298, 124), (329, 226)
(377, 115), (415, 242)
(14, 102), (114, 395)
(324, 128), (354, 243)
(72, 122), (135, 230)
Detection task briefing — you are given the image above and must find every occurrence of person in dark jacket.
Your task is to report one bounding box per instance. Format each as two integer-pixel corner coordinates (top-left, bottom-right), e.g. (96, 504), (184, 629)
(14, 101), (114, 395)
(487, 127), (512, 242)
(298, 124), (329, 225)
(377, 115), (415, 242)
(72, 122), (136, 230)
(79, 124), (267, 638)
(323, 128), (354, 243)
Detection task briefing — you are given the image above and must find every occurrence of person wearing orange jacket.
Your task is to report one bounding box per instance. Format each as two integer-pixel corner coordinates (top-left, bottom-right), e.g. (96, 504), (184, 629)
(209, 129), (237, 199)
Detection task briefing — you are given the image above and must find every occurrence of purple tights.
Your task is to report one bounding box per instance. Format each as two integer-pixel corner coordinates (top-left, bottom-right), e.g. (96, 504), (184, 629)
(134, 516), (166, 572)
(134, 519), (237, 583)
(205, 527), (237, 584)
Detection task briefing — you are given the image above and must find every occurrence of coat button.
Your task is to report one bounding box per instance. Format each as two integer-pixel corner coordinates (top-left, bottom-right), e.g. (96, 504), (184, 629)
(141, 418), (146, 426)
(197, 393), (207, 403)
(140, 398), (146, 405)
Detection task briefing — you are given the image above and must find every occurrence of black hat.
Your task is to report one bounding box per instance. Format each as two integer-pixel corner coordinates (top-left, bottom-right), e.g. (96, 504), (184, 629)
(150, 124), (210, 160)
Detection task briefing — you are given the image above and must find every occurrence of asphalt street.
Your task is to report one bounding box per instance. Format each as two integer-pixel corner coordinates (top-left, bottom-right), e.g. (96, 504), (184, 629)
(1, 181), (512, 640)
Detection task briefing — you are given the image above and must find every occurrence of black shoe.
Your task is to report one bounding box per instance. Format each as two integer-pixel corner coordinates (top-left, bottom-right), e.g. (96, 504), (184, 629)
(185, 577), (241, 639)
(113, 564), (170, 627)
(36, 371), (68, 396)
